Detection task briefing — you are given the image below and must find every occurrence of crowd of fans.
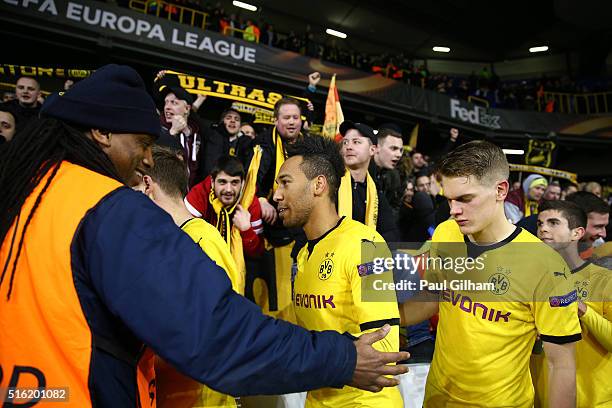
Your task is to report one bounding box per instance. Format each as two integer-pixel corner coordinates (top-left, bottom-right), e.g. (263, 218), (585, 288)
(1, 72), (609, 266)
(108, 0), (612, 113)
(1, 65), (611, 407)
(6, 0), (612, 401)
(1, 70), (610, 280)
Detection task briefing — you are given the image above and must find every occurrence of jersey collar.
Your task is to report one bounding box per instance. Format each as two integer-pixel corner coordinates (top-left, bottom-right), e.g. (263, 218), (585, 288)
(306, 216), (345, 257)
(570, 260), (591, 275)
(464, 226), (522, 258)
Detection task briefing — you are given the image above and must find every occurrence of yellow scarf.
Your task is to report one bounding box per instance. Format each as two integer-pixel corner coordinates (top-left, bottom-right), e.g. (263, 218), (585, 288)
(271, 127), (304, 195)
(209, 191), (235, 240)
(524, 199), (539, 217)
(338, 169), (378, 228)
(209, 146), (262, 291)
(272, 127), (285, 194)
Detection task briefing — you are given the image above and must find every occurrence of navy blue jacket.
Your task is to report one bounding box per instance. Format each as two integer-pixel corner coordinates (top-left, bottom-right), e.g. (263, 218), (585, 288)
(72, 187), (356, 405)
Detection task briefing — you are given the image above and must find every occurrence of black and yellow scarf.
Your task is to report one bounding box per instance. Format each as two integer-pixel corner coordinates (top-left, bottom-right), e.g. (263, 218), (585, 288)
(209, 146), (263, 288)
(338, 169), (378, 228)
(271, 127), (304, 195)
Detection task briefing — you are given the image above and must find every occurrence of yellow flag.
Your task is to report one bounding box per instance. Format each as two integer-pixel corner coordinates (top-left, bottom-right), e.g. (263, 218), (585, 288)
(408, 123), (419, 151)
(322, 74), (344, 140)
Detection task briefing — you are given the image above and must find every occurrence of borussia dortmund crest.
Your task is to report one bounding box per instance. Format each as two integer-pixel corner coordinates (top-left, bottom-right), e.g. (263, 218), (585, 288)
(319, 254), (335, 280)
(574, 279), (590, 300)
(488, 273), (510, 295)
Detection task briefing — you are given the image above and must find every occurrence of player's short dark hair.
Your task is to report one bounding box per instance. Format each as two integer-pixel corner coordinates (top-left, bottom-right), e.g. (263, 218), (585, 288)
(286, 135), (345, 204)
(435, 140), (509, 184)
(539, 200), (587, 229)
(565, 191), (609, 215)
(376, 128), (402, 145)
(211, 155), (245, 180)
(273, 97), (301, 119)
(148, 145), (189, 198)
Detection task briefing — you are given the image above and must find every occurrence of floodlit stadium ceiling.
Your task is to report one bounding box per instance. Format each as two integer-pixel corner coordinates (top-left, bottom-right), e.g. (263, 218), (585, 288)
(230, 0), (612, 62)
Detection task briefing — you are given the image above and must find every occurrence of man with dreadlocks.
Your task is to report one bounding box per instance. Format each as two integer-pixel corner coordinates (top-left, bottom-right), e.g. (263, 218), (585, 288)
(0, 64), (409, 407)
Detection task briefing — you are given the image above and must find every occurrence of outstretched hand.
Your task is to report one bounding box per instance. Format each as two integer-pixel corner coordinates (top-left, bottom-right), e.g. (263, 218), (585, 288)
(349, 325), (409, 392)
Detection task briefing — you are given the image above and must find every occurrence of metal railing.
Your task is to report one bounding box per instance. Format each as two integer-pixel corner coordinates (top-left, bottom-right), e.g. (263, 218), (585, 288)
(129, 0), (209, 31)
(222, 26), (260, 43)
(468, 95), (490, 108)
(537, 91), (612, 114)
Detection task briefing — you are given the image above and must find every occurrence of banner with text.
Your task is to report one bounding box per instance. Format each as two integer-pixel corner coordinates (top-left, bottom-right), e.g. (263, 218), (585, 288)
(2, 0), (610, 137)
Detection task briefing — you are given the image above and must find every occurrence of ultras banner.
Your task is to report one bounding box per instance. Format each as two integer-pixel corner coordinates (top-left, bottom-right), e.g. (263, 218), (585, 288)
(2, 0), (610, 137)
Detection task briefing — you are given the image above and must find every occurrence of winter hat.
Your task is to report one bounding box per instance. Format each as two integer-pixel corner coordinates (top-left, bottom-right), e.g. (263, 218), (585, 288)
(522, 174), (548, 194)
(41, 64), (160, 138)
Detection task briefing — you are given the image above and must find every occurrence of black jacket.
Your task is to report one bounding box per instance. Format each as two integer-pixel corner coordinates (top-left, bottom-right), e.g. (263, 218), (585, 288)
(398, 192), (436, 242)
(157, 113), (206, 187)
(250, 127), (306, 247)
(199, 123), (255, 178)
(254, 127), (279, 199)
(350, 176), (400, 243)
(370, 163), (403, 210)
(0, 99), (40, 131)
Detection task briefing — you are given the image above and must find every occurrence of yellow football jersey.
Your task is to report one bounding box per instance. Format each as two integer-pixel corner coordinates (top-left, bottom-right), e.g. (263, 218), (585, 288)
(156, 218), (239, 408)
(425, 220), (581, 408)
(248, 242), (297, 323)
(534, 261), (612, 408)
(293, 217), (403, 407)
(182, 218), (243, 295)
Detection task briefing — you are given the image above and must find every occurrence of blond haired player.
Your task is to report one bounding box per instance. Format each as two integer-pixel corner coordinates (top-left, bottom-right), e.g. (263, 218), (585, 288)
(400, 141), (581, 408)
(140, 146), (240, 407)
